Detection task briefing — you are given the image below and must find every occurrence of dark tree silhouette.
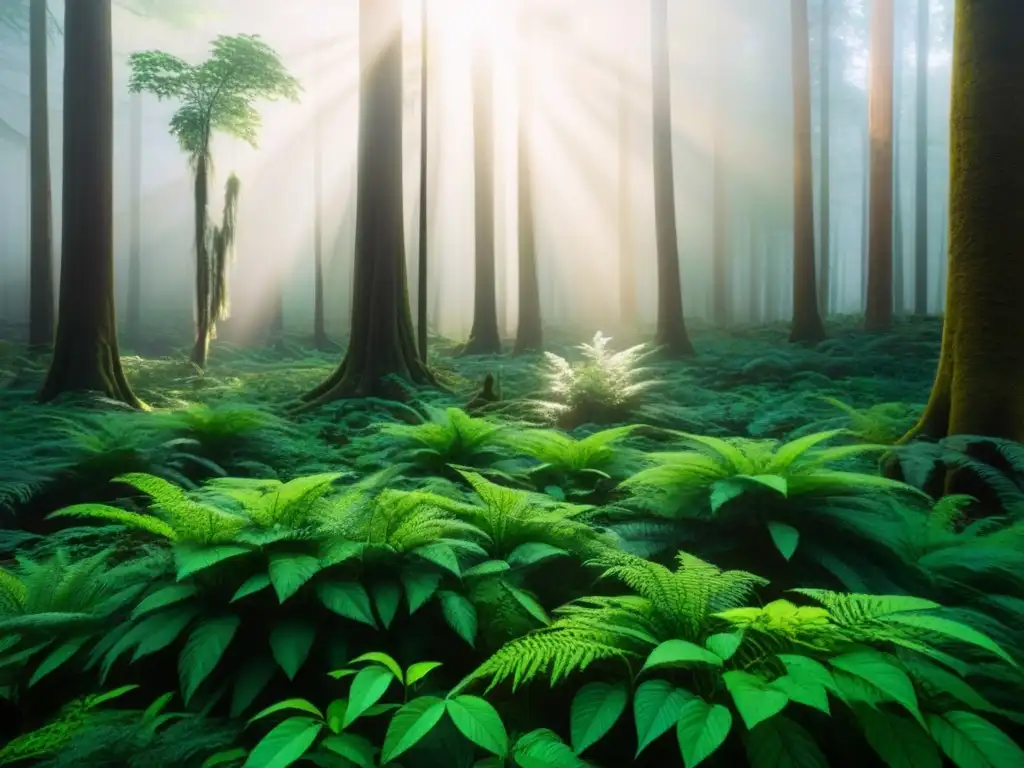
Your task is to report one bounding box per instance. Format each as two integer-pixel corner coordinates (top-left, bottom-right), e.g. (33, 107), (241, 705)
(27, 0), (53, 349)
(416, 0), (429, 360)
(513, 17), (541, 355)
(913, 0), (929, 315)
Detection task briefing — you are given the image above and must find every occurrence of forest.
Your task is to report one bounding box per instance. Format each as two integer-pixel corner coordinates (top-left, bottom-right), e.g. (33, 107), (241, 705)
(0, 0), (1022, 766)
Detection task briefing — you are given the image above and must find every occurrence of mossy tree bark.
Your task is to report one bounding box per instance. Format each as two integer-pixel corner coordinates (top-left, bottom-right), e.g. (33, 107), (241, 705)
(513, 36), (541, 356)
(190, 150), (212, 367)
(902, 0), (1024, 444)
(299, 0), (434, 407)
(650, 0), (693, 356)
(27, 0), (54, 350)
(38, 0), (142, 408)
(462, 38), (502, 356)
(789, 0), (826, 344)
(864, 0), (895, 332)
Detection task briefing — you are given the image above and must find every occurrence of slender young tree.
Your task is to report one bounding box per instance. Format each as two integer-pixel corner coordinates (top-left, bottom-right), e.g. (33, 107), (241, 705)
(27, 0), (53, 348)
(312, 54), (327, 350)
(416, 0), (429, 360)
(462, 30), (502, 355)
(710, 3), (728, 328)
(128, 35), (299, 367)
(617, 72), (636, 330)
(513, 13), (541, 355)
(817, 0), (831, 316)
(650, 0), (693, 355)
(864, 0), (895, 332)
(902, 0), (1024, 444)
(39, 0), (141, 407)
(913, 0), (929, 314)
(125, 91), (142, 338)
(789, 0), (825, 343)
(300, 0), (435, 405)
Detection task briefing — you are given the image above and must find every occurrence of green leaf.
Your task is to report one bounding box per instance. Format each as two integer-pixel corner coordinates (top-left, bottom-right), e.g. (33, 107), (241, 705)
(249, 698), (324, 724)
(29, 636), (89, 687)
(350, 651), (404, 682)
(766, 521), (800, 560)
(132, 584), (198, 618)
(142, 692), (175, 722)
(231, 655), (277, 717)
(269, 619), (316, 680)
(129, 604), (201, 663)
(446, 695), (510, 757)
(202, 748), (248, 767)
(642, 639), (724, 673)
(439, 590), (478, 647)
(569, 681), (628, 755)
(775, 654), (839, 694)
(381, 696), (448, 763)
(85, 684), (139, 709)
(855, 707), (942, 768)
(829, 650), (919, 719)
(513, 729), (585, 768)
(506, 584), (550, 625)
(179, 615), (240, 704)
(464, 560), (512, 578)
(926, 710), (1024, 768)
(507, 543), (569, 568)
(321, 732), (378, 768)
(371, 581), (402, 629)
(675, 698), (732, 768)
(405, 661), (443, 688)
(413, 542), (462, 577)
(343, 666), (395, 728)
(402, 570), (443, 615)
(882, 613), (1018, 667)
(768, 675), (830, 715)
(232, 573), (271, 603)
(325, 699), (347, 733)
(175, 544), (251, 580)
(704, 632), (743, 661)
(242, 716), (323, 768)
(722, 670), (789, 730)
(315, 580), (376, 627)
(743, 474), (788, 496)
(633, 680), (692, 757)
(745, 715), (827, 768)
(268, 553), (321, 603)
(710, 480), (746, 512)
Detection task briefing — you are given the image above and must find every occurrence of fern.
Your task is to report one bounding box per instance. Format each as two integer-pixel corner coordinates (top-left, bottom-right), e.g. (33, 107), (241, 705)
(369, 407), (515, 473)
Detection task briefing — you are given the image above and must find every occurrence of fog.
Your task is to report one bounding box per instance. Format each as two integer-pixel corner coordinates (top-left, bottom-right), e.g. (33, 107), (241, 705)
(0, 0), (954, 343)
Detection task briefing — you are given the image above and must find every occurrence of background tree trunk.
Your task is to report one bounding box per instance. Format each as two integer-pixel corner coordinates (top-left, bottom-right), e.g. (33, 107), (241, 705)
(864, 0), (895, 332)
(902, 0), (1024, 443)
(710, 3), (728, 328)
(28, 0), (54, 349)
(125, 90), (142, 339)
(650, 0), (693, 355)
(617, 72), (636, 330)
(513, 25), (540, 355)
(416, 0), (429, 361)
(312, 59), (326, 349)
(190, 151), (211, 366)
(300, 0), (433, 406)
(892, 13), (905, 316)
(789, 0), (825, 343)
(913, 0), (929, 314)
(817, 0), (831, 317)
(39, 0), (141, 408)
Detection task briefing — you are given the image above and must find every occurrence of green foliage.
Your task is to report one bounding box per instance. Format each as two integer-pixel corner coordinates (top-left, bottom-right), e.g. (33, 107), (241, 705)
(821, 398), (920, 445)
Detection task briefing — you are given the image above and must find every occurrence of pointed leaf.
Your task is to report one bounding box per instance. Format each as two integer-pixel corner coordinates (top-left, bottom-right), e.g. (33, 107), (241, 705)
(231, 655), (277, 717)
(766, 521), (800, 560)
(321, 732), (378, 768)
(704, 632), (743, 661)
(402, 570), (443, 615)
(569, 681), (628, 754)
(447, 695), (510, 757)
(29, 636), (89, 687)
(710, 480), (746, 512)
(249, 698), (324, 724)
(175, 544), (251, 580)
(829, 651), (919, 718)
(132, 584), (198, 618)
(856, 707), (942, 768)
(439, 590), (478, 647)
(232, 573), (272, 603)
(675, 698), (732, 768)
(722, 670), (789, 730)
(269, 619), (316, 680)
(633, 679), (692, 757)
(371, 581), (402, 629)
(268, 553), (322, 603)
(316, 581), (376, 627)
(642, 639), (724, 673)
(406, 661), (443, 688)
(507, 543), (569, 569)
(242, 716), (323, 768)
(745, 715), (827, 768)
(926, 710), (1024, 768)
(343, 666), (395, 728)
(179, 615), (241, 704)
(381, 696), (448, 763)
(350, 651), (403, 682)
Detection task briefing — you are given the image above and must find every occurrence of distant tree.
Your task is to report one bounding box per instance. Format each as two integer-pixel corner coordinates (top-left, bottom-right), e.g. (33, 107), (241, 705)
(27, 0), (52, 349)
(299, 0), (435, 406)
(649, 0), (693, 356)
(38, 0), (141, 407)
(513, 10), (541, 355)
(710, 2), (728, 328)
(312, 51), (327, 350)
(913, 0), (929, 315)
(902, 0), (1024, 444)
(416, 0), (429, 360)
(817, 0), (831, 315)
(127, 34), (300, 367)
(616, 72), (636, 330)
(864, 0), (895, 332)
(789, 0), (826, 343)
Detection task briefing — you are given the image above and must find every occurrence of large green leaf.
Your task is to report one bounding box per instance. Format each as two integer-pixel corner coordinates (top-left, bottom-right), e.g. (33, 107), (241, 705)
(766, 521), (800, 561)
(882, 613), (1017, 667)
(371, 581), (402, 629)
(402, 570), (443, 615)
(321, 732), (378, 768)
(269, 619), (316, 680)
(268, 553), (322, 603)
(179, 615), (240, 703)
(446, 695), (509, 757)
(406, 661), (443, 688)
(231, 655), (277, 717)
(439, 590), (478, 647)
(675, 697), (732, 768)
(856, 707), (942, 768)
(413, 542), (461, 577)
(132, 584), (198, 618)
(316, 581), (376, 628)
(513, 729), (586, 768)
(381, 696), (448, 763)
(231, 573), (271, 603)
(744, 715), (827, 768)
(343, 666), (395, 728)
(829, 650), (919, 719)
(242, 716), (323, 768)
(569, 681), (628, 755)
(722, 670), (789, 730)
(126, 604), (201, 665)
(633, 679), (692, 756)
(506, 543), (568, 568)
(704, 632), (743, 662)
(349, 651), (404, 682)
(29, 636), (89, 687)
(768, 675), (830, 715)
(175, 544), (251, 580)
(926, 711), (1024, 768)
(642, 640), (724, 673)
(249, 698), (323, 724)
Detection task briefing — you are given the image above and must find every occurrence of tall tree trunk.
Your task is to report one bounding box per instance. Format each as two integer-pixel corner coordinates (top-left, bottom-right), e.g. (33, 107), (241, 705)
(864, 0), (895, 332)
(190, 149), (211, 367)
(617, 72), (636, 330)
(125, 90), (142, 339)
(901, 0), (1024, 444)
(710, 3), (728, 328)
(892, 13), (905, 316)
(416, 0), (429, 360)
(462, 36), (501, 355)
(789, 0), (825, 343)
(299, 0), (433, 406)
(650, 0), (693, 355)
(513, 20), (541, 355)
(39, 0), (141, 407)
(28, 0), (54, 349)
(860, 122), (869, 305)
(913, 0), (929, 314)
(817, 0), (831, 316)
(312, 58), (326, 349)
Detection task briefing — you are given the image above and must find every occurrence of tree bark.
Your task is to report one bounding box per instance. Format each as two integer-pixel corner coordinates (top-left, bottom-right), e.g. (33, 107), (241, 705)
(125, 90), (142, 340)
(902, 0), (1024, 444)
(710, 3), (728, 328)
(299, 0), (434, 407)
(864, 0), (895, 332)
(617, 71), (636, 330)
(28, 0), (54, 349)
(817, 0), (831, 317)
(416, 0), (429, 361)
(190, 150), (211, 367)
(312, 57), (326, 349)
(789, 0), (825, 344)
(650, 0), (693, 355)
(513, 25), (541, 355)
(462, 34), (502, 355)
(892, 13), (905, 316)
(913, 0), (929, 314)
(38, 0), (141, 408)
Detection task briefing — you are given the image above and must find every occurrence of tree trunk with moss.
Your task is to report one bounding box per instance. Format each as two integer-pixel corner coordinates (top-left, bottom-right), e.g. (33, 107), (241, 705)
(864, 0), (895, 332)
(650, 0), (693, 356)
(28, 0), (53, 349)
(38, 0), (142, 408)
(463, 40), (502, 355)
(299, 0), (434, 407)
(789, 0), (825, 344)
(902, 0), (1024, 444)
(190, 150), (211, 366)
